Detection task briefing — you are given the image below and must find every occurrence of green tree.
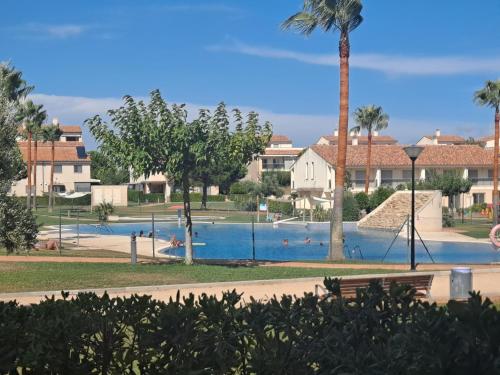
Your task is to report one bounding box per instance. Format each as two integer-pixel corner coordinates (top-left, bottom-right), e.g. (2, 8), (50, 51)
(474, 80), (500, 224)
(427, 170), (472, 212)
(86, 90), (271, 264)
(18, 100), (47, 209)
(0, 63), (38, 252)
(42, 124), (63, 213)
(88, 149), (130, 185)
(283, 0), (363, 260)
(351, 105), (389, 193)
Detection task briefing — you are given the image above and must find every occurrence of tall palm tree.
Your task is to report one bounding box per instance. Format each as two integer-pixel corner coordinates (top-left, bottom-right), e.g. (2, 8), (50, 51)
(351, 105), (389, 193)
(0, 63), (33, 102)
(42, 123), (62, 213)
(18, 101), (47, 210)
(474, 80), (500, 225)
(282, 0), (363, 260)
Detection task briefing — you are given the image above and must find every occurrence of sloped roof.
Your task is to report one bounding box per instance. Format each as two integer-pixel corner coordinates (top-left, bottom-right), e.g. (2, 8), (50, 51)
(18, 141), (90, 162)
(60, 125), (82, 134)
(310, 144), (493, 168)
(269, 135), (292, 144)
(421, 135), (465, 144)
(263, 148), (303, 156)
(319, 135), (397, 145)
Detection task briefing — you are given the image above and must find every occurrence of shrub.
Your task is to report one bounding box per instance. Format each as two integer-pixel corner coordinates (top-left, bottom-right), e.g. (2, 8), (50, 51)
(312, 205), (330, 222)
(442, 207), (455, 227)
(354, 192), (370, 211)
(229, 181), (257, 195)
(471, 203), (487, 213)
(127, 190), (165, 203)
(268, 200), (293, 215)
(343, 193), (360, 221)
(395, 183), (406, 191)
(207, 195), (226, 202)
(1, 283), (499, 374)
(23, 194), (92, 207)
(369, 186), (395, 211)
(0, 194), (38, 253)
(261, 171), (291, 187)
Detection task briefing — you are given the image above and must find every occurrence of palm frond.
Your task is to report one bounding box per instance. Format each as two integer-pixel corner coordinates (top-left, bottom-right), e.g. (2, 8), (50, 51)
(281, 11), (318, 35)
(474, 80), (500, 109)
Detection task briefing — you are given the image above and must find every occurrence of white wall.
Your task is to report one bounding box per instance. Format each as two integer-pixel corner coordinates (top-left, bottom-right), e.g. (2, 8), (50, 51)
(92, 185), (128, 207)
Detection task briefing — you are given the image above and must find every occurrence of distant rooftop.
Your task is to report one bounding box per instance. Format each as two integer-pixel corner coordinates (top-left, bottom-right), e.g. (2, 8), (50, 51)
(269, 135), (292, 144)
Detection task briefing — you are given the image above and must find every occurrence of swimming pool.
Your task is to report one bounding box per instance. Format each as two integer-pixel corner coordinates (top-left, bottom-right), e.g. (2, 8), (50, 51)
(70, 222), (500, 264)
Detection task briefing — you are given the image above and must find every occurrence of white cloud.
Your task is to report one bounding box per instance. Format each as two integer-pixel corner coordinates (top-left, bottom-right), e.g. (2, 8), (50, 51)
(30, 93), (486, 150)
(207, 40), (500, 76)
(7, 23), (93, 39)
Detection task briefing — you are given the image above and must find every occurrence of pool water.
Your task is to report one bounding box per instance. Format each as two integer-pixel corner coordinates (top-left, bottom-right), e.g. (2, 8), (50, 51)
(70, 222), (500, 264)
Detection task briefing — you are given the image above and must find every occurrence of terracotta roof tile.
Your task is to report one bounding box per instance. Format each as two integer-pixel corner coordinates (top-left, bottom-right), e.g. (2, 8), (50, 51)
(320, 135), (397, 145)
(311, 144), (493, 168)
(18, 141), (90, 162)
(264, 148), (303, 156)
(269, 135), (292, 144)
(60, 125), (82, 133)
(422, 135), (465, 143)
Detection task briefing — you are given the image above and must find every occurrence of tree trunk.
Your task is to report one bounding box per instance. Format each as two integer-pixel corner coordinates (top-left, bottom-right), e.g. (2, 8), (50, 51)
(493, 108), (500, 225)
(364, 132), (372, 194)
(49, 140), (55, 213)
(201, 175), (208, 210)
(26, 131), (32, 209)
(329, 31), (350, 261)
(182, 175), (193, 265)
(33, 138), (37, 210)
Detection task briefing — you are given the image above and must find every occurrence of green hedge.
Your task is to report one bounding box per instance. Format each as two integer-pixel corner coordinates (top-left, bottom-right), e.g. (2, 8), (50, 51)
(127, 190), (165, 203)
(170, 192), (225, 202)
(1, 282), (499, 373)
(16, 195), (91, 207)
(268, 200), (293, 215)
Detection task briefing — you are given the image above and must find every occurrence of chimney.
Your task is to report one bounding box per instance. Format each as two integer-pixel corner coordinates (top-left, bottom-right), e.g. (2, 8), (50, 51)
(349, 130), (354, 136)
(435, 129), (441, 137)
(373, 130), (379, 137)
(334, 129), (338, 137)
(52, 118), (60, 126)
(433, 135), (438, 145)
(352, 134), (359, 146)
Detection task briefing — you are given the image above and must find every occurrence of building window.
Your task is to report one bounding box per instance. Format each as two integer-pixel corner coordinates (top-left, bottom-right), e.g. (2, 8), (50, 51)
(74, 165), (83, 173)
(402, 170), (412, 180)
(74, 182), (91, 192)
(54, 164), (62, 174)
(311, 162), (315, 180)
(468, 169), (478, 183)
(53, 185), (66, 193)
(262, 159), (268, 170)
(473, 193), (485, 205)
(355, 170), (365, 186)
(328, 179), (331, 189)
(305, 162), (309, 179)
(381, 170), (393, 185)
(65, 136), (80, 142)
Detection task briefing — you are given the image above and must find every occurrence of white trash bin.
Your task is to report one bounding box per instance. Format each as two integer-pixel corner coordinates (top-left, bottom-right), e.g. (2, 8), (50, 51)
(450, 267), (472, 300)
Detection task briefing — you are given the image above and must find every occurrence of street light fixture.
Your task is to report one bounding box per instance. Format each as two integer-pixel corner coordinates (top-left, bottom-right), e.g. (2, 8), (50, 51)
(403, 145), (424, 271)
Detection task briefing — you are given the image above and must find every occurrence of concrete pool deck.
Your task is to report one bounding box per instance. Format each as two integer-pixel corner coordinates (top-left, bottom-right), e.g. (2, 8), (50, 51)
(2, 267), (500, 305)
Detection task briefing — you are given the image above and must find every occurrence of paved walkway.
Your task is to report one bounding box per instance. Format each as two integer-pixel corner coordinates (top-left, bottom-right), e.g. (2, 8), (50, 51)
(0, 256), (132, 263)
(264, 262), (500, 271)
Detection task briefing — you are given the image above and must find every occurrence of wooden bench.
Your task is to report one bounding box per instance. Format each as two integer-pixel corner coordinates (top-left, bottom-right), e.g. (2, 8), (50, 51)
(315, 274), (434, 300)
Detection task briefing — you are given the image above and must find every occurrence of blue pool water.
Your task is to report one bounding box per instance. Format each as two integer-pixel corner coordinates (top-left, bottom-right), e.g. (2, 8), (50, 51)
(70, 222), (500, 264)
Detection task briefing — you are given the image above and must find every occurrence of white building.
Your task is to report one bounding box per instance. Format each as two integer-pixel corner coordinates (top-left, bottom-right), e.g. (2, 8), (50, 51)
(291, 144), (496, 209)
(316, 129), (397, 146)
(416, 129), (465, 146)
(10, 125), (97, 196)
(244, 135), (303, 182)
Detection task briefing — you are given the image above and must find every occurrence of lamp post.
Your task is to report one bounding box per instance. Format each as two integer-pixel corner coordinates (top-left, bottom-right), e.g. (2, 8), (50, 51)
(403, 145), (424, 271)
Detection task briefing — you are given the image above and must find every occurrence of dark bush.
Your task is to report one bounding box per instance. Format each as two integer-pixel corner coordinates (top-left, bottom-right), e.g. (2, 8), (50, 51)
(443, 207), (455, 227)
(343, 193), (360, 221)
(369, 186), (395, 210)
(127, 190), (165, 203)
(268, 200), (293, 215)
(19, 194), (92, 207)
(1, 283), (499, 374)
(261, 171), (291, 187)
(354, 192), (370, 211)
(169, 192), (225, 202)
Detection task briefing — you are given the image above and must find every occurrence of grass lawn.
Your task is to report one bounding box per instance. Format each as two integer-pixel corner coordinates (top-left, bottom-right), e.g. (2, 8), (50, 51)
(453, 218), (492, 239)
(0, 246), (131, 258)
(0, 262), (395, 293)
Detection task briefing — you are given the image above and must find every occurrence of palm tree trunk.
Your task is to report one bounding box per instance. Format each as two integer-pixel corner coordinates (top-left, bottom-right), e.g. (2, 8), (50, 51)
(329, 31), (350, 260)
(493, 108), (500, 225)
(26, 131), (32, 209)
(33, 138), (37, 210)
(49, 140), (55, 213)
(364, 132), (372, 194)
(182, 174), (193, 265)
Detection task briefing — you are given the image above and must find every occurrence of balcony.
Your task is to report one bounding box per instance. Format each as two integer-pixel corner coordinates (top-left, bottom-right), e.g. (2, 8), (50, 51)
(262, 163), (286, 171)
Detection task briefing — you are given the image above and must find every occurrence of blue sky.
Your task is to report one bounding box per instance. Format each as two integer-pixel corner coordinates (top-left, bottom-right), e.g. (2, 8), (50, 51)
(1, 0), (499, 149)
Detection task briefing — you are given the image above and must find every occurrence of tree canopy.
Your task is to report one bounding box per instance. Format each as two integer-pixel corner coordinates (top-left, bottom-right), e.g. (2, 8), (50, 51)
(86, 90), (272, 264)
(88, 149), (130, 185)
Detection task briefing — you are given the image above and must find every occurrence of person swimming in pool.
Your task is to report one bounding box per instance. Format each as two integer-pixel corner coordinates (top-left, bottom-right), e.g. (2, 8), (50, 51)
(282, 239), (289, 246)
(194, 231), (198, 238)
(304, 237), (311, 244)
